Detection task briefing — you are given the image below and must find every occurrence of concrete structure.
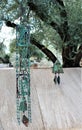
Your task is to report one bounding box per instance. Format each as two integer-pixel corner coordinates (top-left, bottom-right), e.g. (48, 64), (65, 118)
(0, 68), (82, 130)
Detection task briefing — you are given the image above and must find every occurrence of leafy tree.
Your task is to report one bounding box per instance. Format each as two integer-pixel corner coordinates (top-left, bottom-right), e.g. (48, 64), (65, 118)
(4, 54), (10, 63)
(9, 39), (16, 53)
(0, 41), (7, 63)
(0, 42), (10, 63)
(0, 0), (82, 67)
(0, 42), (6, 57)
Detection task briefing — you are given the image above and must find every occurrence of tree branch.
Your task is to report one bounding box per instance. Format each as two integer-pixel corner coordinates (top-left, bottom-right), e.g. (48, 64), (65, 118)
(30, 36), (57, 63)
(28, 0), (70, 42)
(28, 1), (64, 40)
(6, 21), (17, 28)
(5, 21), (57, 63)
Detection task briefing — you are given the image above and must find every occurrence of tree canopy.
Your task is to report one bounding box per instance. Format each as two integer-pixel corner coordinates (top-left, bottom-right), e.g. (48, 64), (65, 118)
(0, 0), (82, 67)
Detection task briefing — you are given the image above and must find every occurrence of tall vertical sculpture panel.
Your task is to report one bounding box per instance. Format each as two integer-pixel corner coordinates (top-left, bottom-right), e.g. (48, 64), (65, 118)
(16, 25), (31, 126)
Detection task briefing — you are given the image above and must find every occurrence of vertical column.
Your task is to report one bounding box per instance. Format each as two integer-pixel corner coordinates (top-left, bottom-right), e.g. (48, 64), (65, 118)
(16, 25), (31, 126)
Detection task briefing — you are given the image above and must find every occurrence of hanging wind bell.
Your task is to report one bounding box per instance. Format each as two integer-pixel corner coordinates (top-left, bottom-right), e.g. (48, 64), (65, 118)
(16, 25), (31, 126)
(52, 60), (63, 85)
(16, 0), (31, 126)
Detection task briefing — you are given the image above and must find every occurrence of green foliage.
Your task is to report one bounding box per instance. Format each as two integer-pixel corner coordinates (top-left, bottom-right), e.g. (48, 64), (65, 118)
(1, 0), (80, 46)
(29, 44), (44, 61)
(4, 54), (10, 63)
(9, 39), (16, 53)
(0, 42), (6, 58)
(0, 0), (82, 66)
(64, 0), (82, 44)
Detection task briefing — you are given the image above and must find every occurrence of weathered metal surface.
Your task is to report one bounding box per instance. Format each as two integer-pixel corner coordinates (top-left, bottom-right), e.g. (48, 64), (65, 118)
(16, 25), (31, 125)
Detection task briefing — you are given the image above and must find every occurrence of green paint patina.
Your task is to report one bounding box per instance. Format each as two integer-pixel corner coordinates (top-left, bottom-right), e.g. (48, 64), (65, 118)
(16, 25), (31, 125)
(52, 60), (64, 73)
